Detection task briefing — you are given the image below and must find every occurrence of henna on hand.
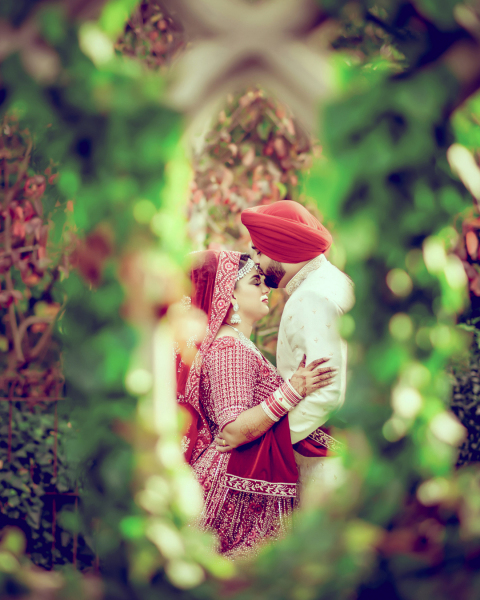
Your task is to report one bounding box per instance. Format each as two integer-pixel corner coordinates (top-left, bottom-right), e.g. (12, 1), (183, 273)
(313, 373), (335, 390)
(239, 422), (259, 442)
(298, 375), (307, 398)
(315, 377), (333, 388)
(315, 365), (334, 375)
(290, 372), (307, 398)
(307, 357), (329, 370)
(314, 368), (336, 381)
(290, 356), (333, 398)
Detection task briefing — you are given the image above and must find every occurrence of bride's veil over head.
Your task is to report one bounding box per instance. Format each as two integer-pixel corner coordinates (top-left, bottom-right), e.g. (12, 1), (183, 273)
(176, 250), (241, 463)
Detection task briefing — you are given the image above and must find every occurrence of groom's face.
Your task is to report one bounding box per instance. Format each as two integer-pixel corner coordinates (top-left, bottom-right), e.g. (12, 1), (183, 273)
(251, 245), (286, 289)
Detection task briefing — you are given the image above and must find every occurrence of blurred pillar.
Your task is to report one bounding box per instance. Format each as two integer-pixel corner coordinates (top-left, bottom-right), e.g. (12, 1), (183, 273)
(162, 0), (334, 134)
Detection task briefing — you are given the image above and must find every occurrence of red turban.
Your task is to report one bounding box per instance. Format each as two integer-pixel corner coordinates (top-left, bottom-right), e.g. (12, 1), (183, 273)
(241, 200), (332, 263)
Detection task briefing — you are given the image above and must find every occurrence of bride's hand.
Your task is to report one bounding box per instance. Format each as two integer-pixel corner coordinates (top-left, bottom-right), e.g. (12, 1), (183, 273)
(214, 433), (234, 453)
(289, 355), (336, 398)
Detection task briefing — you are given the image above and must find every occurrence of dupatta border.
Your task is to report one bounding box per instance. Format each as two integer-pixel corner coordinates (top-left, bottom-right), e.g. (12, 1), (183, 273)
(308, 428), (344, 452)
(224, 473), (297, 498)
(182, 251), (241, 464)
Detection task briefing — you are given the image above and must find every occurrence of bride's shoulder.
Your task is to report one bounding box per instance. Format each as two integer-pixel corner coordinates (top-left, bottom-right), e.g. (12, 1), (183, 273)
(210, 336), (238, 349)
(208, 337), (262, 363)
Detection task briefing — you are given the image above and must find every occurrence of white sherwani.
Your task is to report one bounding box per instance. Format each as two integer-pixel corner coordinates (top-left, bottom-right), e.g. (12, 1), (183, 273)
(276, 254), (355, 504)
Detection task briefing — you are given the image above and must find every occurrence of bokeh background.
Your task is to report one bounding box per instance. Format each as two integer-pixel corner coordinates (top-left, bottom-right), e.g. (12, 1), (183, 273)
(1, 0), (480, 598)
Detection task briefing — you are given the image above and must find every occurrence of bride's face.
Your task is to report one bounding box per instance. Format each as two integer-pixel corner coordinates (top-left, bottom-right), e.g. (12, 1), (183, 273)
(251, 245), (286, 289)
(232, 266), (270, 322)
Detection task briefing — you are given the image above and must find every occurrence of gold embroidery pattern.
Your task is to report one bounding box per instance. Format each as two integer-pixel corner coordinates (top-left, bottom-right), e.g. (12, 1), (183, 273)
(173, 341), (181, 361)
(308, 428), (344, 452)
(286, 255), (324, 296)
(224, 474), (297, 498)
(180, 435), (190, 453)
(187, 335), (198, 348)
(180, 295), (192, 311)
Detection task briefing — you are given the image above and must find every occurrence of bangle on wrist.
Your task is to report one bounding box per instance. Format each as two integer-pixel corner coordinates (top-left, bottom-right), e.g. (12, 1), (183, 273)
(286, 378), (302, 400)
(260, 400), (280, 422)
(261, 382), (303, 422)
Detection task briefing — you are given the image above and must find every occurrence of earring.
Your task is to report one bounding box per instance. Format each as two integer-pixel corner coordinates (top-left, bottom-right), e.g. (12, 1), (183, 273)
(230, 302), (241, 324)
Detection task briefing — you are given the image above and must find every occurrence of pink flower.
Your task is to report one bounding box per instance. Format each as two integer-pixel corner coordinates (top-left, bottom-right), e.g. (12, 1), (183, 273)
(24, 175), (46, 199)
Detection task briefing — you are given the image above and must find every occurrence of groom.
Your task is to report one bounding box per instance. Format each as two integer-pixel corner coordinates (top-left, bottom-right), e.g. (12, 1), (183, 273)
(241, 200), (354, 501)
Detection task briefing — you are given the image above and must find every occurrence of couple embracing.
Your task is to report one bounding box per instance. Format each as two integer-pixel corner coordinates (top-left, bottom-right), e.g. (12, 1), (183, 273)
(175, 201), (354, 558)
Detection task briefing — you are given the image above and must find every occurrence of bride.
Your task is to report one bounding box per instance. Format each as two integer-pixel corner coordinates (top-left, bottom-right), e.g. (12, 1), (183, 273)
(175, 250), (336, 558)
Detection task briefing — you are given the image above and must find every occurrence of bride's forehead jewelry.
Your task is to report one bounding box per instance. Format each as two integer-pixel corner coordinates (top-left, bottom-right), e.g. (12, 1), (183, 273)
(236, 258), (256, 282)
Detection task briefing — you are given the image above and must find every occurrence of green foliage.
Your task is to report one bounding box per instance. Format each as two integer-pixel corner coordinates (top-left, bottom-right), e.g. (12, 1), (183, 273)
(252, 24), (477, 600)
(317, 57), (468, 456)
(0, 0), (43, 26)
(452, 320), (480, 465)
(188, 87), (320, 363)
(322, 0), (460, 27)
(0, 402), (94, 570)
(453, 93), (480, 151)
(0, 111), (82, 572)
(190, 87), (315, 250)
(0, 2), (194, 596)
(195, 4), (479, 599)
(332, 3), (406, 68)
(115, 1), (184, 70)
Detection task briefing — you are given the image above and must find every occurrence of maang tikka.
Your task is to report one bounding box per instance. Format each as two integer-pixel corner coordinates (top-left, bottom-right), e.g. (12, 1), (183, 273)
(230, 302), (241, 324)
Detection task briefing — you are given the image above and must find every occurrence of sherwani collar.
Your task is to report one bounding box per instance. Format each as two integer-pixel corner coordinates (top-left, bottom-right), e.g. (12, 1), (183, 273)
(285, 254), (325, 296)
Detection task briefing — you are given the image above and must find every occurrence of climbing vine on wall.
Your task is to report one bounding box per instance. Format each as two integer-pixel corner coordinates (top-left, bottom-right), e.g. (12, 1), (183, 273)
(0, 114), (93, 570)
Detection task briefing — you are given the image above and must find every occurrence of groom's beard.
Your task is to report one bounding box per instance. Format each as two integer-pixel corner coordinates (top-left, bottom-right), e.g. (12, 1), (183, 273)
(263, 261), (286, 289)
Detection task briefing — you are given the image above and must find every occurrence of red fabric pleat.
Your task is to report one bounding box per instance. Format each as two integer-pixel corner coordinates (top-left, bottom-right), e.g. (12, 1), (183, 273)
(226, 416), (298, 485)
(294, 436), (329, 458)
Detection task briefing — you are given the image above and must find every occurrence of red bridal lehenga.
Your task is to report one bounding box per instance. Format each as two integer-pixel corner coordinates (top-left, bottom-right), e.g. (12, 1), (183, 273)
(194, 337), (294, 557)
(176, 250), (334, 558)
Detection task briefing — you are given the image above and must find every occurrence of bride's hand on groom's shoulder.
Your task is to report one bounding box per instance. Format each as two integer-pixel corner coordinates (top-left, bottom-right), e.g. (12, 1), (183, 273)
(289, 355), (337, 398)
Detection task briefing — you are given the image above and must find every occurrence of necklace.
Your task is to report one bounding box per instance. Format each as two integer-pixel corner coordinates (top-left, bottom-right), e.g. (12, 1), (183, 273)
(225, 324), (262, 357)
